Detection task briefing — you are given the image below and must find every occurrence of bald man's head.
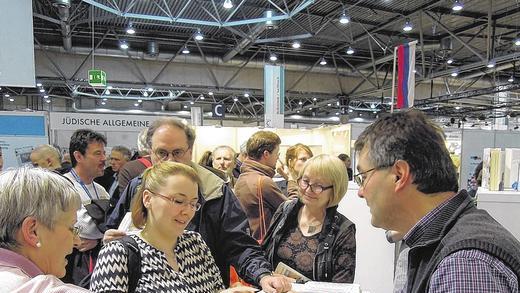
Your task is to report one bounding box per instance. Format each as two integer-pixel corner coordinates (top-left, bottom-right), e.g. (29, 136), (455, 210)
(30, 145), (62, 170)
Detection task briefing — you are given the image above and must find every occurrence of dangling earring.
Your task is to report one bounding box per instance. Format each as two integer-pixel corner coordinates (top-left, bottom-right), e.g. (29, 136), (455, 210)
(36, 242), (42, 248)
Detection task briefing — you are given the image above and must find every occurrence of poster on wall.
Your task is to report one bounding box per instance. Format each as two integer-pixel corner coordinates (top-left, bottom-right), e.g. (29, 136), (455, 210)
(49, 112), (161, 132)
(0, 112), (49, 170)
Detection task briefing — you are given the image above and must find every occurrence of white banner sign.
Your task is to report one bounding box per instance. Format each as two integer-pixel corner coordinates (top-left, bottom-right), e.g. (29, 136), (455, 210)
(264, 64), (285, 128)
(49, 112), (160, 132)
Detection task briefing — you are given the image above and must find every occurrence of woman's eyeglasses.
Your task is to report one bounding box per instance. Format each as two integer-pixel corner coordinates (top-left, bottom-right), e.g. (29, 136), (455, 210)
(148, 190), (201, 211)
(297, 178), (333, 194)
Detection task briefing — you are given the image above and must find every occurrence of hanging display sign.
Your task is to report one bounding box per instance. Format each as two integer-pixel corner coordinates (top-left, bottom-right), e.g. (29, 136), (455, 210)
(88, 69), (107, 87)
(264, 64), (285, 128)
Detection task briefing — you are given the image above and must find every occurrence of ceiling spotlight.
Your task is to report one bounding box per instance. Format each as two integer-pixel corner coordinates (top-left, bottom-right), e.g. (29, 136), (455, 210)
(107, 85), (113, 89)
(233, 97), (239, 102)
(292, 41), (301, 49)
(264, 9), (277, 29)
(102, 98), (107, 101)
(451, 71), (459, 77)
(223, 0), (233, 9)
(9, 98), (14, 102)
(138, 99), (143, 103)
(296, 110), (300, 113)
(487, 60), (495, 68)
(312, 97), (317, 101)
(298, 100), (303, 105)
(335, 112), (340, 115)
(101, 101), (106, 105)
(327, 103), (332, 106)
(147, 87), (154, 92)
(508, 75), (515, 82)
(134, 103), (139, 107)
(4, 94), (9, 98)
(244, 93), (250, 97)
(190, 101), (195, 105)
(194, 29), (204, 41)
(447, 58), (454, 64)
(182, 46), (190, 54)
(346, 46), (355, 55)
(269, 53), (278, 62)
(339, 11), (350, 24)
(403, 18), (413, 32)
(45, 99), (51, 103)
(455, 106), (461, 110)
(143, 92), (149, 97)
(104, 89), (111, 95)
(126, 22), (136, 35)
(44, 95), (49, 98)
(319, 57), (327, 65)
(208, 91), (214, 95)
(183, 105), (188, 109)
(36, 82), (42, 87)
(308, 107), (313, 110)
(514, 35), (520, 46)
(452, 0), (463, 11)
(348, 109), (353, 113)
(370, 103), (376, 109)
(119, 40), (129, 50)
(39, 89), (45, 93)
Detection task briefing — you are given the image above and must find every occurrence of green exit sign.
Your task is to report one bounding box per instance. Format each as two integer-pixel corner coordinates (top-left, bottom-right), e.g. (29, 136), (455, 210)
(88, 69), (107, 87)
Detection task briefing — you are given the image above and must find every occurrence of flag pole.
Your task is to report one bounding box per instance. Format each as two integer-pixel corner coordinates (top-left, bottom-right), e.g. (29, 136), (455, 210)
(391, 46), (397, 113)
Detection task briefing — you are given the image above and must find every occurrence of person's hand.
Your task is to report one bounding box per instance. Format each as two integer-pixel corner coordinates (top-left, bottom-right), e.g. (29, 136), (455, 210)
(259, 275), (292, 293)
(220, 286), (258, 293)
(103, 229), (127, 244)
(276, 162), (289, 181)
(75, 238), (98, 252)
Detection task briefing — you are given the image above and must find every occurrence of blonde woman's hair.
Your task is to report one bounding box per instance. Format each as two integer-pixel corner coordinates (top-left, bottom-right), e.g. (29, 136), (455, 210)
(298, 154), (348, 208)
(131, 161), (201, 228)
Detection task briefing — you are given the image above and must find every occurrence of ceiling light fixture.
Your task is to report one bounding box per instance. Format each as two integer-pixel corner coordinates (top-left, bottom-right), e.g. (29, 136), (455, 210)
(104, 89), (110, 95)
(4, 94), (10, 98)
(319, 57), (327, 65)
(102, 98), (107, 101)
(508, 75), (514, 82)
(292, 41), (301, 49)
(9, 98), (14, 102)
(39, 89), (45, 93)
(138, 99), (143, 103)
(119, 40), (129, 50)
(182, 46), (190, 54)
(455, 106), (461, 110)
(269, 53), (278, 62)
(126, 22), (136, 35)
(244, 92), (250, 97)
(487, 60), (495, 68)
(452, 0), (464, 11)
(447, 58), (454, 64)
(298, 100), (303, 105)
(199, 95), (205, 100)
(451, 71), (459, 77)
(514, 35), (520, 46)
(143, 92), (149, 97)
(223, 0), (233, 9)
(194, 29), (204, 41)
(36, 82), (42, 87)
(346, 46), (355, 55)
(147, 87), (154, 92)
(208, 91), (214, 95)
(44, 95), (49, 98)
(233, 97), (239, 102)
(265, 9), (277, 29)
(101, 101), (106, 105)
(339, 11), (350, 24)
(190, 101), (195, 105)
(402, 18), (413, 32)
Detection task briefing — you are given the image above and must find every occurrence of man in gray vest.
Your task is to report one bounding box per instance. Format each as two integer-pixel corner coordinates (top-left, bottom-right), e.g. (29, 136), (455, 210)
(354, 110), (520, 292)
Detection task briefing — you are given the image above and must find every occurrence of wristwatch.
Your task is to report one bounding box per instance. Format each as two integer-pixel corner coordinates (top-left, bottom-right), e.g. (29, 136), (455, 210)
(257, 271), (274, 283)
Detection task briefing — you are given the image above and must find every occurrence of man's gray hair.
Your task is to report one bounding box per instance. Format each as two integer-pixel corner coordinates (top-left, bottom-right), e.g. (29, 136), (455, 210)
(0, 166), (81, 250)
(146, 118), (196, 149)
(212, 145), (236, 156)
(32, 144), (61, 161)
(111, 145), (132, 160)
(137, 128), (150, 156)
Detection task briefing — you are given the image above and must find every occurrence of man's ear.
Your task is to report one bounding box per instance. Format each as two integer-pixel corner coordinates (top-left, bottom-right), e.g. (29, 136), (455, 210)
(73, 150), (83, 164)
(20, 216), (40, 248)
(393, 160), (411, 192)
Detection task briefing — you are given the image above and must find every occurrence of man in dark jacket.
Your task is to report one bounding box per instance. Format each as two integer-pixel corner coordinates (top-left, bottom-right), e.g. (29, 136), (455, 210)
(105, 117), (290, 293)
(355, 110), (520, 292)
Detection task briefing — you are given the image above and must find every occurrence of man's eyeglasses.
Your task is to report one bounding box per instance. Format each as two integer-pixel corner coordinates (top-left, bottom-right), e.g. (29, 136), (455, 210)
(297, 178), (333, 194)
(153, 148), (188, 161)
(148, 190), (201, 211)
(354, 166), (390, 187)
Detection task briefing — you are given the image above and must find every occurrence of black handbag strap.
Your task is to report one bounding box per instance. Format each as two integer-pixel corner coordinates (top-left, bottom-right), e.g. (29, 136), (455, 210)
(118, 236), (142, 292)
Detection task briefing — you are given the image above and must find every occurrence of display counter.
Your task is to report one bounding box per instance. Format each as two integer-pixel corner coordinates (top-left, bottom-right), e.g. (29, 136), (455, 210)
(476, 188), (520, 241)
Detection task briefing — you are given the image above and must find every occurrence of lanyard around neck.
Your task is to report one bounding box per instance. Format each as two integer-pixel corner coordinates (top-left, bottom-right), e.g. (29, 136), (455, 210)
(70, 169), (99, 200)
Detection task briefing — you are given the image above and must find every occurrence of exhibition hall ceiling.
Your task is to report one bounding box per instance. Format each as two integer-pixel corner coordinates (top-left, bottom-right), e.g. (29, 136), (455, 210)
(4, 0), (520, 123)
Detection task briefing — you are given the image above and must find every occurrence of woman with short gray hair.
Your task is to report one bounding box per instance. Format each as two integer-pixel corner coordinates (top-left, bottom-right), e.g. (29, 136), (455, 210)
(0, 166), (89, 292)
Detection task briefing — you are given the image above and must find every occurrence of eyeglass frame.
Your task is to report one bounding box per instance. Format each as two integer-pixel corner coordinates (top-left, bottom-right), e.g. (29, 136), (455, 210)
(297, 178), (333, 195)
(147, 189), (201, 211)
(153, 147), (189, 161)
(353, 165), (392, 188)
(69, 226), (81, 237)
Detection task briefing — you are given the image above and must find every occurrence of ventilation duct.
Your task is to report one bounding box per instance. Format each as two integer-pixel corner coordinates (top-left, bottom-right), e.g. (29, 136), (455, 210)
(440, 37), (452, 52)
(147, 41), (159, 57)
